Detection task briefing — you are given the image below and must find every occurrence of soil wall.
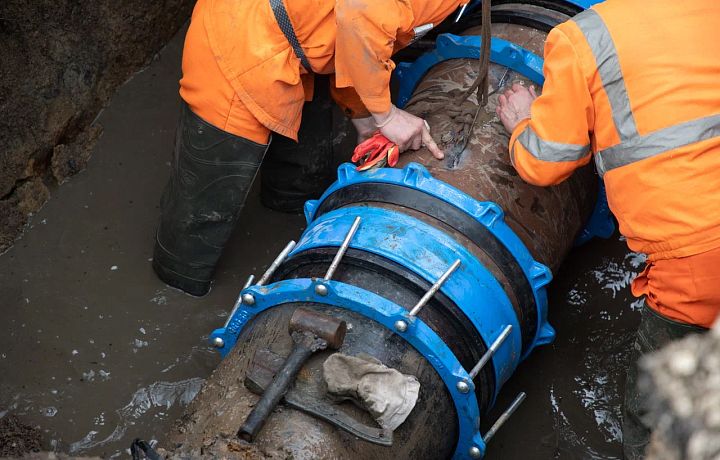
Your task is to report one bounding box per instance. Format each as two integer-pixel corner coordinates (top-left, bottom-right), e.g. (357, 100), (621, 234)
(0, 0), (196, 252)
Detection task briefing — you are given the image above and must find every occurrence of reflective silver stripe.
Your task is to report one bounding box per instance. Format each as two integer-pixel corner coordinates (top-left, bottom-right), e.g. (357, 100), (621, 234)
(595, 112), (720, 176)
(573, 9), (639, 141)
(516, 124), (591, 162)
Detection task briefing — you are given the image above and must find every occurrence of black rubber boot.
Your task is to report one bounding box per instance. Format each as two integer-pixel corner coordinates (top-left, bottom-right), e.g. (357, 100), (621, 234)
(622, 303), (707, 460)
(153, 102), (269, 296)
(260, 74), (334, 213)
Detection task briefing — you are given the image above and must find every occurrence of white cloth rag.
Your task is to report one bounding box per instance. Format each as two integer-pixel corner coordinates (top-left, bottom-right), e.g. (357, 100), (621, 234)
(322, 352), (420, 431)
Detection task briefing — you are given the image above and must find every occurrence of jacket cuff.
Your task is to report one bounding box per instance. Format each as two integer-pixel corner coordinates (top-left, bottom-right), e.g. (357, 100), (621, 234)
(361, 89), (392, 115)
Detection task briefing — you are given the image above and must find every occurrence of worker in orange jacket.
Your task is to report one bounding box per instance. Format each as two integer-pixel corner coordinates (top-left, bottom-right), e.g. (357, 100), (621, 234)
(495, 0), (720, 457)
(153, 0), (462, 296)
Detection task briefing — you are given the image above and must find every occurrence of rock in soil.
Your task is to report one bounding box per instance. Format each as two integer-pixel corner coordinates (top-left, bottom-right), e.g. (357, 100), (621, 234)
(0, 178), (50, 253)
(51, 125), (103, 184)
(164, 434), (292, 460)
(642, 319), (720, 460)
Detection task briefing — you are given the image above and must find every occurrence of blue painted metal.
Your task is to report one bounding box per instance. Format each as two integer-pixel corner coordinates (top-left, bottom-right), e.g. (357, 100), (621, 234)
(211, 279), (488, 459)
(294, 205), (522, 389)
(396, 34), (545, 109)
(574, 180), (615, 245)
(305, 163), (555, 358)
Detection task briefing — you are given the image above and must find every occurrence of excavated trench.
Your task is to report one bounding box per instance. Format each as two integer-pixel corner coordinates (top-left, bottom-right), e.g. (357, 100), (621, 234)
(0, 4), (648, 460)
(0, 0), (195, 254)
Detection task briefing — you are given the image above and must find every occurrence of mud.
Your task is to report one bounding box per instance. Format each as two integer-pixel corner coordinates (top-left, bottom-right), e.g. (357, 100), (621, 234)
(1, 25), (643, 460)
(1, 454), (101, 460)
(0, 416), (42, 456)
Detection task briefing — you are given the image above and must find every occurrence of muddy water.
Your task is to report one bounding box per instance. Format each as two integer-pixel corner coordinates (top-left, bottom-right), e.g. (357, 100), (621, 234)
(483, 235), (643, 459)
(0, 25), (643, 459)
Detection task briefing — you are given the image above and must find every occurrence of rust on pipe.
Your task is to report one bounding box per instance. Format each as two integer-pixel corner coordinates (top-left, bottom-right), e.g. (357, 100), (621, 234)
(398, 23), (597, 274)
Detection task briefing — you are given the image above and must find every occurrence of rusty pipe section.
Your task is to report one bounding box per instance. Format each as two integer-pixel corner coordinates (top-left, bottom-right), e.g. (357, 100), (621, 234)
(398, 23), (597, 274)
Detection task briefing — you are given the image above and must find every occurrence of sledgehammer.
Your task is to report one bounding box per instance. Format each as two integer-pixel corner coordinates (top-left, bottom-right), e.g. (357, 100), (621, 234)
(238, 307), (347, 442)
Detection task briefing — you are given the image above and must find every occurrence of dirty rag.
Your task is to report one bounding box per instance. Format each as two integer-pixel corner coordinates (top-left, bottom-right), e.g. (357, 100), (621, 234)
(322, 353), (420, 430)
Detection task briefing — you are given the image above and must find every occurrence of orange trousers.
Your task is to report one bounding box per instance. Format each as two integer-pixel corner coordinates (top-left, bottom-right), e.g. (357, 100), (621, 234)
(632, 245), (720, 328)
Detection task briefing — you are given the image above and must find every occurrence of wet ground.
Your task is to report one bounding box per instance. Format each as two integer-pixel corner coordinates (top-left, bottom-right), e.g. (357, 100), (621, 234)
(1, 25), (643, 459)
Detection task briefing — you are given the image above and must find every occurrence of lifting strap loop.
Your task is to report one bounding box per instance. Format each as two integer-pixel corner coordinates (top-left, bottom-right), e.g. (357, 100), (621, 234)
(456, 0), (492, 107)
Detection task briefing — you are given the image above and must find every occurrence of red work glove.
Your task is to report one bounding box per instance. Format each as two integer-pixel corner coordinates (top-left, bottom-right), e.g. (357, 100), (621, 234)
(351, 131), (400, 171)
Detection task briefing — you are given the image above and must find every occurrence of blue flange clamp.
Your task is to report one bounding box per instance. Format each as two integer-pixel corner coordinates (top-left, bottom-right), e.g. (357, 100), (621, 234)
(211, 278), (490, 459)
(305, 163), (555, 359)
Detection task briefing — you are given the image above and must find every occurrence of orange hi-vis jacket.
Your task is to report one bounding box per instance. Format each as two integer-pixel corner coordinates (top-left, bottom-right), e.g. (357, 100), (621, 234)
(196, 0), (467, 141)
(508, 0), (720, 327)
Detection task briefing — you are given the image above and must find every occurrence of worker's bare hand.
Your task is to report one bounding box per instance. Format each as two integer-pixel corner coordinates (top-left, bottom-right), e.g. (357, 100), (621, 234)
(373, 107), (444, 160)
(350, 117), (377, 144)
(496, 84), (537, 133)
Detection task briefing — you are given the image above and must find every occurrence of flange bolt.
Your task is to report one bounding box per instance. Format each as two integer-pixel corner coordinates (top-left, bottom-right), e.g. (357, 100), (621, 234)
(242, 293), (255, 306)
(456, 381), (470, 394)
(468, 446), (482, 459)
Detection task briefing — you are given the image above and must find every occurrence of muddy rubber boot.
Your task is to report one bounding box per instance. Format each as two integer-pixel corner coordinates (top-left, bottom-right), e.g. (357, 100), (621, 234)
(622, 303), (707, 460)
(153, 102), (269, 296)
(260, 74), (333, 213)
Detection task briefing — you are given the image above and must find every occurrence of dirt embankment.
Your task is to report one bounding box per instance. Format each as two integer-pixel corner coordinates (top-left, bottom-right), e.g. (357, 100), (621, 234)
(0, 0), (196, 253)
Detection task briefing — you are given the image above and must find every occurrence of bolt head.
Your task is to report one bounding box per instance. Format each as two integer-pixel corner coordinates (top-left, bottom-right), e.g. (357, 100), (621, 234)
(468, 446), (482, 459)
(394, 320), (408, 333)
(456, 381), (470, 394)
(314, 284), (328, 296)
(212, 337), (225, 348)
(242, 293), (255, 306)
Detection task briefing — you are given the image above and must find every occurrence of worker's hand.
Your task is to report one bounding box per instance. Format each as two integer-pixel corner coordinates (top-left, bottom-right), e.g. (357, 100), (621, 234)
(350, 117), (377, 144)
(372, 106), (444, 160)
(496, 83), (537, 133)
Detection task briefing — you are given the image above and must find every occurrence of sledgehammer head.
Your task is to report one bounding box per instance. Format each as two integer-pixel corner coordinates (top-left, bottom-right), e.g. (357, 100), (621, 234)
(289, 307), (347, 349)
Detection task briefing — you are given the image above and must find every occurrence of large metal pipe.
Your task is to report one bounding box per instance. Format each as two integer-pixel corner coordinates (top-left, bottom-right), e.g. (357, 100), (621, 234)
(166, 8), (600, 460)
(399, 22), (597, 274)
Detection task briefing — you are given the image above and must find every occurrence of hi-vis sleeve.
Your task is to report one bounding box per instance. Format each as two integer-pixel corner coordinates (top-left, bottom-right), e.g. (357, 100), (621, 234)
(509, 27), (595, 186)
(334, 0), (403, 114)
